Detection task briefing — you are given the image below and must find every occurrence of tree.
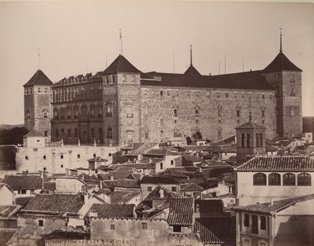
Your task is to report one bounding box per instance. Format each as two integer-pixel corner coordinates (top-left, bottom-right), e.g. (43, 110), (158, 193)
(192, 130), (202, 140)
(0, 127), (29, 145)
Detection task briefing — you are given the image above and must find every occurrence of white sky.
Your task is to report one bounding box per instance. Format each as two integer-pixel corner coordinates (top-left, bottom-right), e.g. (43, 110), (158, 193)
(0, 1), (313, 124)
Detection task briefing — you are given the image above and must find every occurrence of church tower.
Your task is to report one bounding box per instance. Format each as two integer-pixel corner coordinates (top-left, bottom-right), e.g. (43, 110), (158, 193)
(23, 70), (53, 137)
(236, 121), (266, 164)
(263, 30), (302, 137)
(102, 55), (142, 145)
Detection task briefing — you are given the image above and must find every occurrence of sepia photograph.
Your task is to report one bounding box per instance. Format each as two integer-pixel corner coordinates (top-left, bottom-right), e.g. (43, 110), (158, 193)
(0, 1), (313, 245)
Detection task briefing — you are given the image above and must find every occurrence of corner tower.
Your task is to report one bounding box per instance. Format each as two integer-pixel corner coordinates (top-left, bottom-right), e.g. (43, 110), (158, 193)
(23, 70), (53, 138)
(102, 55), (142, 145)
(262, 31), (302, 137)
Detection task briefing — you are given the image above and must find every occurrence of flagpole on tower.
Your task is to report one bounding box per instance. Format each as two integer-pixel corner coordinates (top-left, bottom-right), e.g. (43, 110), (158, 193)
(37, 48), (41, 69)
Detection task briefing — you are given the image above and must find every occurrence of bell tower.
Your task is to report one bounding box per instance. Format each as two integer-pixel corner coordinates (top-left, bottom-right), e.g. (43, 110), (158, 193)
(236, 121), (266, 164)
(23, 70), (53, 138)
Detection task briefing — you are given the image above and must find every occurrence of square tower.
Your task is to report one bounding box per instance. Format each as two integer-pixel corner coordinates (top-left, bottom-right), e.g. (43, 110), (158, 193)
(102, 55), (142, 146)
(23, 70), (53, 138)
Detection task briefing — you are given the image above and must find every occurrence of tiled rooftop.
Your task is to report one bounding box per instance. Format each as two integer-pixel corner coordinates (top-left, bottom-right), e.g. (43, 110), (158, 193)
(110, 191), (140, 204)
(233, 194), (314, 215)
(141, 176), (181, 185)
(194, 217), (234, 244)
(167, 197), (193, 226)
(89, 203), (134, 219)
(21, 194), (85, 214)
(3, 175), (42, 191)
(237, 156), (314, 172)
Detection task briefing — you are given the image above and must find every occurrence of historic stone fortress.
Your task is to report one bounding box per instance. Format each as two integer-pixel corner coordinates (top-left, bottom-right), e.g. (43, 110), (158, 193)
(23, 36), (302, 146)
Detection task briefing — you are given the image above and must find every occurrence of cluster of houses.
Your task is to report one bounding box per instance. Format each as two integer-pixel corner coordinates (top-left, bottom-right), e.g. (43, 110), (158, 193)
(0, 123), (314, 245)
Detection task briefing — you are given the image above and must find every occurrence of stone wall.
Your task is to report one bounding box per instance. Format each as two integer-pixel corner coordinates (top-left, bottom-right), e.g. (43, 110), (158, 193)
(91, 218), (168, 246)
(15, 145), (119, 173)
(141, 86), (277, 143)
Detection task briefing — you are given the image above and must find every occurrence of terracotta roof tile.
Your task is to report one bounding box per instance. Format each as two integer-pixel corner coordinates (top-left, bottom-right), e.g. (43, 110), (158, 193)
(237, 156), (314, 172)
(3, 175), (42, 191)
(194, 217), (234, 244)
(167, 197), (193, 225)
(141, 176), (181, 185)
(110, 191), (140, 204)
(233, 194), (314, 215)
(89, 203), (134, 219)
(21, 194), (85, 214)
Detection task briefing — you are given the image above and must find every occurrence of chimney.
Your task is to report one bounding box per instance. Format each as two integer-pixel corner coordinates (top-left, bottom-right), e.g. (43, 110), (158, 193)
(160, 189), (164, 198)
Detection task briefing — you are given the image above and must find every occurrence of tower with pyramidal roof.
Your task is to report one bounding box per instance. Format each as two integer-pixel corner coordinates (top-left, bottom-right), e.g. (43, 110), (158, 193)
(262, 30), (303, 137)
(23, 70), (53, 138)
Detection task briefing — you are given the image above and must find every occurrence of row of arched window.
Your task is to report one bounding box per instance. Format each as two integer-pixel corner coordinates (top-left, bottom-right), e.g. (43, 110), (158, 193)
(253, 172), (311, 186)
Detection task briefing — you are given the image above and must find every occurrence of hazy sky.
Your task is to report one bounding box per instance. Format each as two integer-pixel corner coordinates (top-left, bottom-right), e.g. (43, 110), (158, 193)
(0, 1), (313, 124)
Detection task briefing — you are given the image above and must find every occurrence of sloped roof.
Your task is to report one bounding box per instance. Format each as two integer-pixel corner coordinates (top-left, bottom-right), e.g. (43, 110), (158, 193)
(194, 217), (235, 244)
(0, 231), (16, 246)
(184, 65), (201, 76)
(3, 175), (42, 191)
(125, 142), (159, 156)
(144, 185), (178, 201)
(141, 70), (273, 90)
(110, 191), (140, 204)
(168, 197), (193, 225)
(24, 129), (44, 137)
(103, 55), (141, 75)
(140, 175), (181, 185)
(237, 156), (314, 172)
(195, 199), (224, 214)
(100, 179), (140, 189)
(235, 121), (266, 129)
(21, 194), (85, 213)
(264, 52), (302, 73)
(89, 203), (134, 219)
(180, 183), (203, 192)
(23, 69), (53, 87)
(233, 194), (314, 215)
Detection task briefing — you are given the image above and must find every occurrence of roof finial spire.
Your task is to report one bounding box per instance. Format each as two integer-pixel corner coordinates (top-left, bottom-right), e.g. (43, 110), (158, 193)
(190, 44), (193, 66)
(119, 29), (123, 55)
(280, 28), (283, 53)
(37, 48), (41, 69)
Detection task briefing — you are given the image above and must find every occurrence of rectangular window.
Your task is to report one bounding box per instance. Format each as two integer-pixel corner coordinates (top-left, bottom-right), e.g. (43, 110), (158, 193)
(172, 186), (176, 192)
(142, 222), (147, 230)
(262, 110), (265, 118)
(68, 129), (71, 138)
(145, 132), (149, 140)
(43, 155), (46, 160)
(93, 153), (96, 157)
(226, 93), (229, 98)
(173, 225), (181, 233)
(38, 220), (44, 227)
(171, 160), (174, 165)
(25, 156), (28, 160)
(237, 110), (240, 117)
(44, 131), (48, 137)
(77, 154), (80, 159)
(244, 214), (249, 227)
(174, 109), (177, 117)
(160, 163), (163, 169)
(110, 224), (115, 230)
(260, 216), (266, 230)
(61, 154), (64, 159)
(147, 186), (152, 192)
(21, 190), (27, 194)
